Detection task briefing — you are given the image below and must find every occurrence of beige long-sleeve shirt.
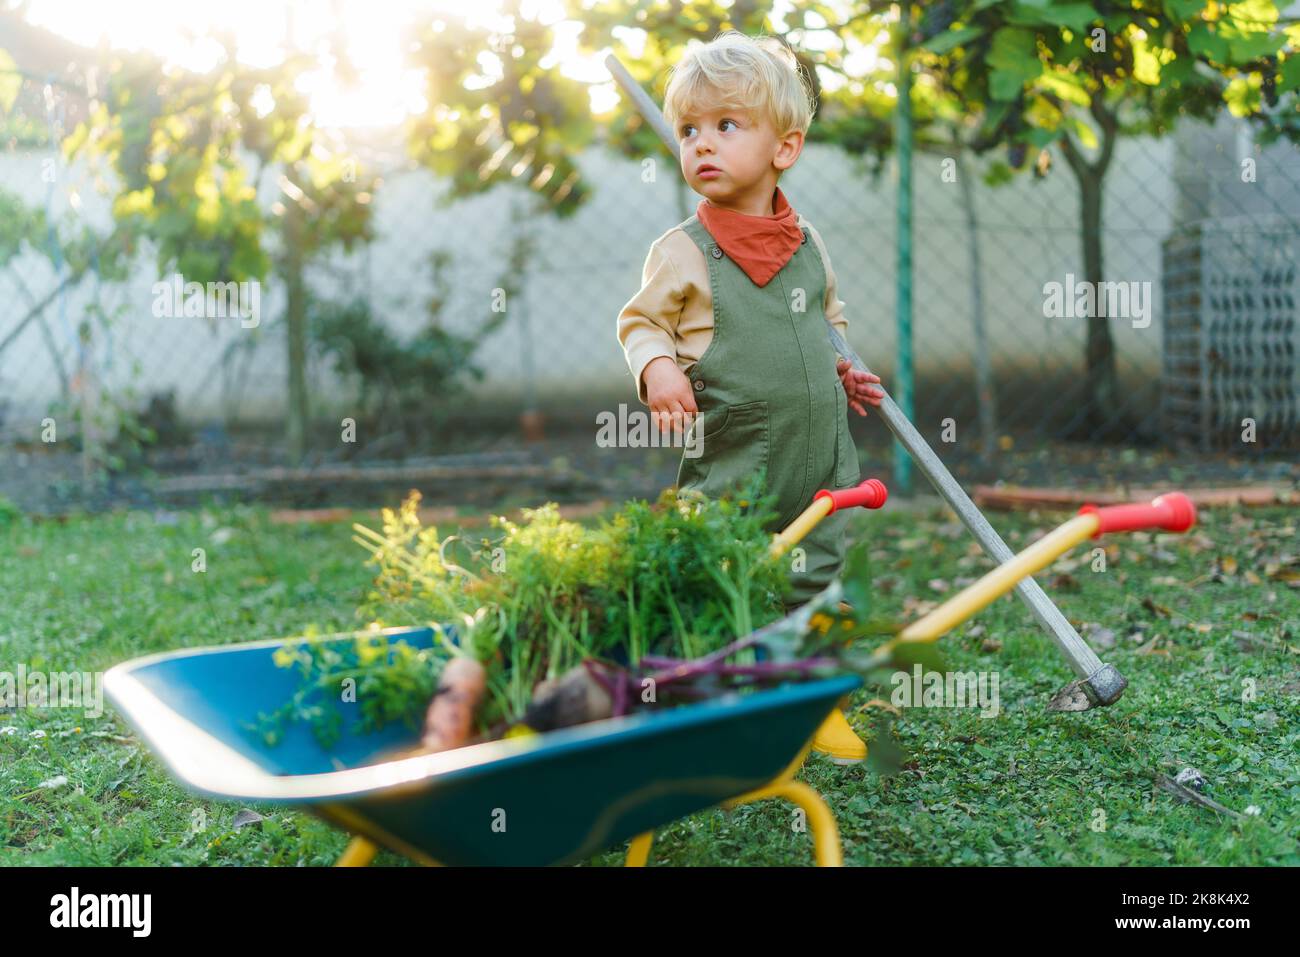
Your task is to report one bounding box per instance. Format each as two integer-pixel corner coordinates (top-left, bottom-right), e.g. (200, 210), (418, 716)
(617, 213), (850, 406)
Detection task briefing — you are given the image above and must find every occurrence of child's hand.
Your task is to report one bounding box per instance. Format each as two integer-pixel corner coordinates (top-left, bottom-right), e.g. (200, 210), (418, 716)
(836, 358), (885, 417)
(643, 356), (699, 435)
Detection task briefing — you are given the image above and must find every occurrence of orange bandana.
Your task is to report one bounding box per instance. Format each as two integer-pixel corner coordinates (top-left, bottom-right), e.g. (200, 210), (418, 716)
(696, 187), (804, 288)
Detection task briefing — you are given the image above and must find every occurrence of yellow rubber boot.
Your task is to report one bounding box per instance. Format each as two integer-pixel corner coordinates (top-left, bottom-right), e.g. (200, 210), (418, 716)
(811, 708), (867, 765)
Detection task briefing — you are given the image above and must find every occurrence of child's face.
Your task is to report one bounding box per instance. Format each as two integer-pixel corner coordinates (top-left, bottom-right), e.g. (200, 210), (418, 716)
(676, 103), (802, 211)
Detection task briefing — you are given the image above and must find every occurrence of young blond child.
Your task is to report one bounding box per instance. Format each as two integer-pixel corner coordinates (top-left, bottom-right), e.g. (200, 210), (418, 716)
(616, 32), (884, 762)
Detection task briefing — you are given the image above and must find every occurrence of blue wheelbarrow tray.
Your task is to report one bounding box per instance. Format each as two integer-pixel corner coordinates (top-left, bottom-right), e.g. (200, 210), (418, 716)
(105, 626), (860, 866)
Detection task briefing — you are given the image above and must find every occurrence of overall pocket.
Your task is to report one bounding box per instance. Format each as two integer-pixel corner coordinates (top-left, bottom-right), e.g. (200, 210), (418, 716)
(676, 400), (770, 501)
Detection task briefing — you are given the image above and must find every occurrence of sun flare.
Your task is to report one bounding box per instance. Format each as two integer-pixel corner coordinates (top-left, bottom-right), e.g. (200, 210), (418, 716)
(21, 0), (620, 127)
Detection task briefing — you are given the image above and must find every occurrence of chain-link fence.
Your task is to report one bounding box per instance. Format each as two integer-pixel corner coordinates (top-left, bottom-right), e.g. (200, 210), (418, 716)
(2, 43), (1298, 514)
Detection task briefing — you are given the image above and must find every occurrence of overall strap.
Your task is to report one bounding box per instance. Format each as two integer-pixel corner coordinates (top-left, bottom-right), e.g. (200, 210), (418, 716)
(680, 214), (713, 253)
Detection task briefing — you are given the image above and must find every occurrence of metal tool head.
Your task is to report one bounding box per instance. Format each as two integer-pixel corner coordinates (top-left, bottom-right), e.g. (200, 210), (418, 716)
(1083, 663), (1128, 706)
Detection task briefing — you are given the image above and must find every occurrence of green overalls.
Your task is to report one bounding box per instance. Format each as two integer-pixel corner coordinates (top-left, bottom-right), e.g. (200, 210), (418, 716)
(674, 214), (861, 607)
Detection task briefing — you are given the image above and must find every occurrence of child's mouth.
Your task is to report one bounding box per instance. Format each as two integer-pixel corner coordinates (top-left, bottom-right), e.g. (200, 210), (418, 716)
(697, 165), (722, 179)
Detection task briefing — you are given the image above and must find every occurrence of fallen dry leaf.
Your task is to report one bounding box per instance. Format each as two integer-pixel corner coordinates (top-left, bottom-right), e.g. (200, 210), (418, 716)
(1143, 596), (1173, 618)
(859, 698), (902, 716)
(232, 809), (265, 830)
(1135, 635), (1170, 656)
(1047, 679), (1092, 712)
(1156, 775), (1243, 819)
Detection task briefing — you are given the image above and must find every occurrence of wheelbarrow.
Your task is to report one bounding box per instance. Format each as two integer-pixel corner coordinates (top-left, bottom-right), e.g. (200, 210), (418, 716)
(104, 486), (1195, 867)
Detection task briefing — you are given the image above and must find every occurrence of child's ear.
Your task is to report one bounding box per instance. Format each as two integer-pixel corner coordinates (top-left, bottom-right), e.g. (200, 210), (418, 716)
(774, 129), (805, 171)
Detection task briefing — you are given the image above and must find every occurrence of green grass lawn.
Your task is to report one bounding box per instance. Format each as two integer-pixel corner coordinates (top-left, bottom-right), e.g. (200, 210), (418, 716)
(1, 500), (1296, 866)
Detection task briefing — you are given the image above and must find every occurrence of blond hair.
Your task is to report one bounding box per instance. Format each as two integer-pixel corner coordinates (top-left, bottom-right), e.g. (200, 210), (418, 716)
(663, 31), (815, 138)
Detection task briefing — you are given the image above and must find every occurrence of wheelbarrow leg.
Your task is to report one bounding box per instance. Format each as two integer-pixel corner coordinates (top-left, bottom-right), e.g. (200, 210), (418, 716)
(624, 831), (655, 867)
(335, 836), (378, 867)
(726, 779), (843, 866)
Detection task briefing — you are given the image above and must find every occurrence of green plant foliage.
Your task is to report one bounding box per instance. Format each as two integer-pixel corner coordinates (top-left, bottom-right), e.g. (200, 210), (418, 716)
(405, 4), (596, 215)
(259, 477), (921, 751)
(248, 634), (446, 749)
(913, 1), (1293, 155)
(310, 240), (512, 446)
(0, 495), (22, 527)
(351, 478), (793, 724)
(62, 46), (375, 285)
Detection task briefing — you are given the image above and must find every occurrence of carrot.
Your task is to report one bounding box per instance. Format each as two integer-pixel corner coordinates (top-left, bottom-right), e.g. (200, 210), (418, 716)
(420, 657), (487, 752)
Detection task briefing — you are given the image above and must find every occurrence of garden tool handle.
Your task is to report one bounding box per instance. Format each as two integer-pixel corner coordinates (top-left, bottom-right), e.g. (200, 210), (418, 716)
(770, 479), (889, 557)
(1078, 492), (1197, 538)
(815, 479), (889, 514)
(894, 491), (1197, 645)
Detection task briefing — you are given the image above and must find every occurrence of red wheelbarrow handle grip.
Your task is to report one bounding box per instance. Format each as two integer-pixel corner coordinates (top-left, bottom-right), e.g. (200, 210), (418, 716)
(815, 478), (888, 514)
(1079, 492), (1197, 538)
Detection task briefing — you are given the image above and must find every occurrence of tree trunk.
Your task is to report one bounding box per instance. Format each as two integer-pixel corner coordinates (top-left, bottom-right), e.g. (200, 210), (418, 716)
(1077, 164), (1118, 434)
(76, 319), (101, 497)
(284, 196), (309, 462)
(1058, 93), (1122, 439)
(955, 146), (998, 463)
